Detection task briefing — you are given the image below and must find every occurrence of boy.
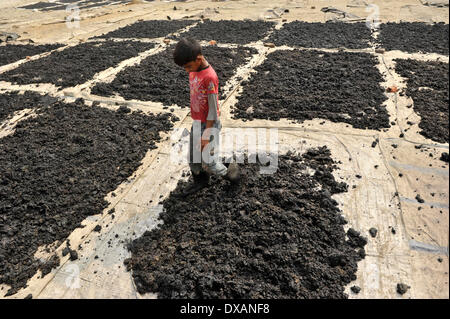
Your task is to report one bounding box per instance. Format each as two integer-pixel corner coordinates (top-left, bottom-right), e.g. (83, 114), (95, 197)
(173, 38), (240, 196)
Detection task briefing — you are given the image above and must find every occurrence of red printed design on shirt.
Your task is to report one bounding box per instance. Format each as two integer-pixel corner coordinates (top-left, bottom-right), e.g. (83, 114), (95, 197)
(189, 66), (220, 122)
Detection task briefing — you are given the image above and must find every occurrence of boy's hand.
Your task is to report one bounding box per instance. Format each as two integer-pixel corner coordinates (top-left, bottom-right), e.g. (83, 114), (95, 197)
(200, 138), (209, 151)
(199, 120), (215, 151)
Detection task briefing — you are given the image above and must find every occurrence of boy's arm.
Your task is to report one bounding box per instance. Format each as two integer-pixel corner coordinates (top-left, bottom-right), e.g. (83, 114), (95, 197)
(201, 93), (219, 150)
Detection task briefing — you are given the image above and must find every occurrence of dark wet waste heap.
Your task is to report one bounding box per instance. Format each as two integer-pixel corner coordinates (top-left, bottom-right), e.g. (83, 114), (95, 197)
(93, 19), (196, 39)
(125, 147), (367, 299)
(19, 0), (146, 11)
(0, 41), (155, 88)
(395, 58), (449, 143)
(0, 43), (63, 66)
(172, 20), (277, 44)
(55, 0), (82, 3)
(91, 45), (257, 105)
(268, 21), (372, 49)
(18, 2), (62, 10)
(0, 91), (58, 123)
(40, 4), (70, 12)
(378, 22), (449, 55)
(1, 18), (446, 299)
(79, 1), (113, 10)
(0, 99), (178, 296)
(232, 49), (390, 129)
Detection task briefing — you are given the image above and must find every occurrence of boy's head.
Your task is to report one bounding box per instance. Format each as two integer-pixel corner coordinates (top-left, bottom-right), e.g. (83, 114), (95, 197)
(173, 38), (203, 73)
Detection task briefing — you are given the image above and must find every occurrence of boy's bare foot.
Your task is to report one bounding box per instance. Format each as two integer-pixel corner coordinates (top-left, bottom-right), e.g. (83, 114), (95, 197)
(177, 171), (210, 197)
(224, 162), (240, 183)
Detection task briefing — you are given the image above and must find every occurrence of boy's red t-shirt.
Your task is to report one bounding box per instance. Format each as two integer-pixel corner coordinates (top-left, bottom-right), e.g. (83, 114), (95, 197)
(189, 65), (220, 123)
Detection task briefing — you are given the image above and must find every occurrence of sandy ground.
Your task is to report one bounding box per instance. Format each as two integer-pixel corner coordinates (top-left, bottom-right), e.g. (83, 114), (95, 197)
(0, 0), (448, 299)
(2, 0), (448, 44)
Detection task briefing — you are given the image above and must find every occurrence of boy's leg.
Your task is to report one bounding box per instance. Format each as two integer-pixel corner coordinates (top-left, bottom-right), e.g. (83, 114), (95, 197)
(178, 122), (210, 197)
(186, 120), (239, 188)
(202, 121), (228, 176)
(188, 121), (204, 175)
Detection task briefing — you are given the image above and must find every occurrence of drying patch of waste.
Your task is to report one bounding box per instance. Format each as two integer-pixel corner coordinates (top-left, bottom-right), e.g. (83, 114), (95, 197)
(0, 91), (57, 123)
(172, 20), (276, 44)
(18, 2), (61, 10)
(378, 22), (449, 55)
(0, 99), (177, 296)
(0, 41), (155, 88)
(93, 19), (196, 39)
(268, 22), (372, 49)
(0, 43), (63, 66)
(232, 49), (389, 130)
(125, 147), (367, 299)
(91, 45), (257, 105)
(395, 58), (449, 143)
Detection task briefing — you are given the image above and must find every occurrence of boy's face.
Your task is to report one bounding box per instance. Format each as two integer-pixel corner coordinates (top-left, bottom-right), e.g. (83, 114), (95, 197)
(183, 55), (203, 73)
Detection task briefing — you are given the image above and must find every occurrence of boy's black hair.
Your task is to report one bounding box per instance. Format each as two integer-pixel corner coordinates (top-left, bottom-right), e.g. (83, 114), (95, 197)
(173, 38), (202, 66)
